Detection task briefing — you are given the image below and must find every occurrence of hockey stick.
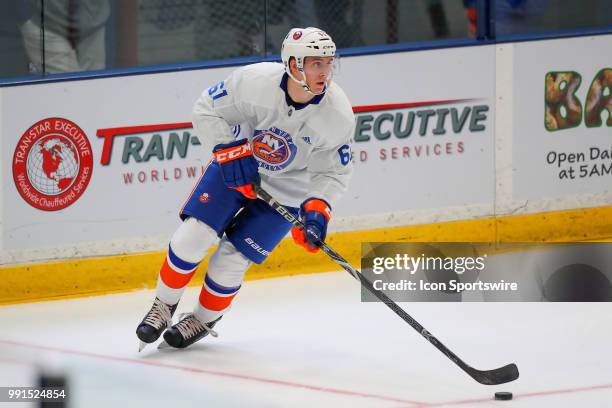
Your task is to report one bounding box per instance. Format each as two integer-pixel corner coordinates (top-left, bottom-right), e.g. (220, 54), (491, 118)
(255, 185), (519, 385)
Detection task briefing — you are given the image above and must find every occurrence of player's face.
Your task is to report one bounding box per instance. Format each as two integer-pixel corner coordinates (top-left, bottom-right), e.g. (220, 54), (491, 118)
(303, 57), (334, 94)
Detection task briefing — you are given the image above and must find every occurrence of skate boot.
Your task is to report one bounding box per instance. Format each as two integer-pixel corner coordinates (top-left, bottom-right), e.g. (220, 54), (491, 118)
(160, 314), (221, 349)
(136, 297), (178, 351)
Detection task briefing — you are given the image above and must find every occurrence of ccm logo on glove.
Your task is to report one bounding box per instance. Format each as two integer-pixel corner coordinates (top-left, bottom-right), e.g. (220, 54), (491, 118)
(213, 139), (260, 199)
(214, 142), (253, 163)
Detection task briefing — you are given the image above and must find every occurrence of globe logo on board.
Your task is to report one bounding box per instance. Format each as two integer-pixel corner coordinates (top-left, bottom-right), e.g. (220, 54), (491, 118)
(27, 136), (79, 195)
(13, 118), (94, 211)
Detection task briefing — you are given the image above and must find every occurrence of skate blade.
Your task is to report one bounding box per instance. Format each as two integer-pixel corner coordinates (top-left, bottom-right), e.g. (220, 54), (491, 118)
(138, 341), (148, 352)
(157, 341), (171, 350)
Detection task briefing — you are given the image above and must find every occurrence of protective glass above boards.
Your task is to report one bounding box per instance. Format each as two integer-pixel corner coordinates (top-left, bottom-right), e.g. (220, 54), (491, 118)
(1, 0), (611, 82)
(491, 0), (612, 38)
(1, 0), (475, 81)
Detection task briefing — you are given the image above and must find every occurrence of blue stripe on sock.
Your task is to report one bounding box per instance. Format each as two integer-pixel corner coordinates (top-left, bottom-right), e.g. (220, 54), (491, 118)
(205, 274), (241, 295)
(168, 245), (199, 271)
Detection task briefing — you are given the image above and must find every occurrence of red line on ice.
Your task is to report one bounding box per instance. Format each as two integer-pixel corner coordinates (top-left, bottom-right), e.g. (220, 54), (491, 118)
(408, 383), (612, 407)
(0, 339), (423, 406)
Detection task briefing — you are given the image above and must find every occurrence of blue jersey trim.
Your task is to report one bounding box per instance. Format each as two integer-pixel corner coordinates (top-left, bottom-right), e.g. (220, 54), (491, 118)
(279, 73), (325, 110)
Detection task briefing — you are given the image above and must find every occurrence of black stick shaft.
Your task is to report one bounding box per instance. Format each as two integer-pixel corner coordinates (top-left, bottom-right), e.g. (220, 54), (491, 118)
(255, 185), (519, 385)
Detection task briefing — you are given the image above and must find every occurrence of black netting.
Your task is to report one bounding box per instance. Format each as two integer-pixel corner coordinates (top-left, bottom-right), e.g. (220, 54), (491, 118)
(139, 0), (199, 32)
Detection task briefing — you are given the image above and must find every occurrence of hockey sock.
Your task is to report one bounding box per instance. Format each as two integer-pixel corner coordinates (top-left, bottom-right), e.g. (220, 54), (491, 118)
(156, 244), (200, 305)
(156, 217), (217, 305)
(194, 274), (241, 323)
(194, 237), (250, 323)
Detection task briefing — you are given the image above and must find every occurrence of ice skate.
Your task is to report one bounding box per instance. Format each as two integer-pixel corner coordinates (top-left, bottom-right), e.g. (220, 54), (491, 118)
(158, 314), (221, 349)
(136, 297), (178, 351)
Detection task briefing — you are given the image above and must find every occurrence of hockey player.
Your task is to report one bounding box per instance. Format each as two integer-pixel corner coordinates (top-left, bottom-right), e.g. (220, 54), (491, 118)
(136, 27), (355, 350)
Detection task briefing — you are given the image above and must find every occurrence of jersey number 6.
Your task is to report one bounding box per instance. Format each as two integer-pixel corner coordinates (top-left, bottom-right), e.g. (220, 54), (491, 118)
(338, 144), (352, 166)
(208, 81), (228, 100)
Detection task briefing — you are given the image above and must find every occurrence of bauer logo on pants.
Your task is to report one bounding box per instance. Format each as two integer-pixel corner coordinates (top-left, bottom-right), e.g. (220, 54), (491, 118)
(12, 117), (94, 211)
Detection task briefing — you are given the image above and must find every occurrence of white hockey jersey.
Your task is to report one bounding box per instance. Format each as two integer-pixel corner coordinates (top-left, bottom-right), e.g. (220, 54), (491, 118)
(192, 62), (355, 209)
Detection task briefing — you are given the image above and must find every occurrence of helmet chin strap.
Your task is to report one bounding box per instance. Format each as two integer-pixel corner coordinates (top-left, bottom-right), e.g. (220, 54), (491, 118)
(287, 70), (329, 96)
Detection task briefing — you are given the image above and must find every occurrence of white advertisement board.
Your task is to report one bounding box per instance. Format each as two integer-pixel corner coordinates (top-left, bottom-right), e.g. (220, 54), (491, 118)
(2, 45), (495, 258)
(513, 35), (612, 199)
(3, 68), (231, 255)
(339, 46), (495, 216)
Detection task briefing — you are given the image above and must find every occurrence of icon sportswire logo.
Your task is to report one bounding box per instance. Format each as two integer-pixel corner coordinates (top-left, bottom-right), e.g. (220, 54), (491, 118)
(12, 117), (94, 211)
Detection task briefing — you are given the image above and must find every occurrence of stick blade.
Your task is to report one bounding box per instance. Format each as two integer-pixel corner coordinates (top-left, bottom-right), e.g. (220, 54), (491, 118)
(469, 363), (519, 385)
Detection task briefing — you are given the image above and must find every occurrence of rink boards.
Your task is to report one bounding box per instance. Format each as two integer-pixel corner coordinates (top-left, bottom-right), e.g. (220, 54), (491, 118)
(1, 34), (611, 303)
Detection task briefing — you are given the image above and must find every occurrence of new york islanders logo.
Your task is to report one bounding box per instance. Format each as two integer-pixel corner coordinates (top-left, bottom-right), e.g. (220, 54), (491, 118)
(252, 127), (297, 171)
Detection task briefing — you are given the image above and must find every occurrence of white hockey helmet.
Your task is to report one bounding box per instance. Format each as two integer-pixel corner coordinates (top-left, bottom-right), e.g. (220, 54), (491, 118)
(281, 27), (336, 94)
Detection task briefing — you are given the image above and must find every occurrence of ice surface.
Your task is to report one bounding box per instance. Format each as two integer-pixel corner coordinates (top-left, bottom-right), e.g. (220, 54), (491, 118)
(0, 271), (611, 407)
